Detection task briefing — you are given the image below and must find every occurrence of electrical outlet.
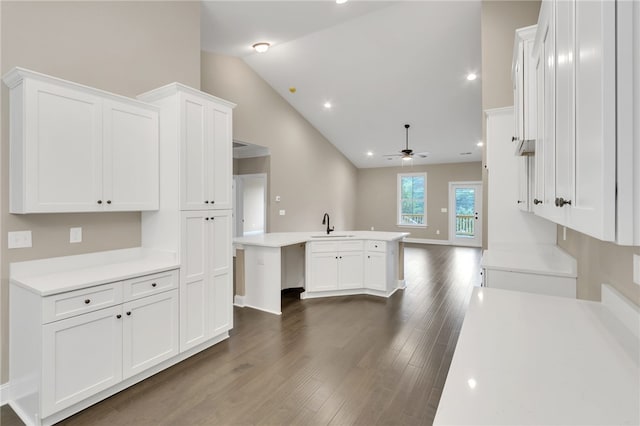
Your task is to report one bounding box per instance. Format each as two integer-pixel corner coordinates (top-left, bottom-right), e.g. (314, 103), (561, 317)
(371, 226), (375, 231)
(436, 230), (440, 235)
(70, 227), (82, 243)
(633, 254), (640, 286)
(8, 231), (32, 249)
(275, 196), (281, 202)
(279, 210), (285, 216)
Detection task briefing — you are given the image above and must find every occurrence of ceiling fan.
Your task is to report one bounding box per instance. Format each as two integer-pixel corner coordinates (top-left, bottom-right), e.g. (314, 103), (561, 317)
(383, 124), (429, 161)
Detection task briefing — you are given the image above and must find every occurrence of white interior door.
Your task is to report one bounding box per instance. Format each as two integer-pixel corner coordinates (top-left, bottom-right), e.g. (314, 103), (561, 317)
(234, 173), (267, 236)
(449, 182), (482, 247)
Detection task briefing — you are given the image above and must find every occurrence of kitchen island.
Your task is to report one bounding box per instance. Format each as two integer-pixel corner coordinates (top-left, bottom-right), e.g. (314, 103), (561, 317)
(234, 231), (408, 314)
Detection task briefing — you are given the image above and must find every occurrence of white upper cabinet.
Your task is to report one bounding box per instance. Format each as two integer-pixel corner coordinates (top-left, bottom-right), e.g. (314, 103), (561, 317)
(2, 68), (159, 213)
(139, 83), (235, 211)
(532, 0), (624, 243)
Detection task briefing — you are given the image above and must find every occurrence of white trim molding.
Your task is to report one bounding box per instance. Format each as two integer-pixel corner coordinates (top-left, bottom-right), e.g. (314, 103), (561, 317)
(233, 295), (245, 307)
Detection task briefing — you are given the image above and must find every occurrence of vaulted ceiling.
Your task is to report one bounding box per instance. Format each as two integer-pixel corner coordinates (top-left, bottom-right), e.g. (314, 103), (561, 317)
(202, 1), (482, 168)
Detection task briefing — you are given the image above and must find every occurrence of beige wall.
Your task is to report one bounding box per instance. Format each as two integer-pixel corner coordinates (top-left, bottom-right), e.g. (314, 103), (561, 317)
(202, 52), (358, 233)
(355, 162), (482, 240)
(480, 1), (541, 248)
(0, 1), (201, 384)
(559, 230), (640, 305)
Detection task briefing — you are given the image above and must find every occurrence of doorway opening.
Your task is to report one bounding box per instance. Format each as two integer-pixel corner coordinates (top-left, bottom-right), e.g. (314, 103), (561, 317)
(448, 181), (482, 247)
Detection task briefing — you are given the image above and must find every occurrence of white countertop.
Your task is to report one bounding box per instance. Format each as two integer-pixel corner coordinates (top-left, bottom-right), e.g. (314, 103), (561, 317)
(10, 248), (179, 296)
(233, 231), (409, 248)
(481, 244), (577, 277)
(434, 287), (640, 425)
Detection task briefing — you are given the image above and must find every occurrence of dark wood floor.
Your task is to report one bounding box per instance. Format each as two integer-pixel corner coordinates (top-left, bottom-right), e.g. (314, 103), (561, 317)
(1, 244), (481, 426)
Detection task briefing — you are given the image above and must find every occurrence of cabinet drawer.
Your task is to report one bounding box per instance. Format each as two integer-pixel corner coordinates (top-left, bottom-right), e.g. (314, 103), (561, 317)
(310, 242), (339, 253)
(123, 269), (178, 302)
(43, 283), (123, 324)
(338, 240), (364, 252)
(365, 240), (386, 252)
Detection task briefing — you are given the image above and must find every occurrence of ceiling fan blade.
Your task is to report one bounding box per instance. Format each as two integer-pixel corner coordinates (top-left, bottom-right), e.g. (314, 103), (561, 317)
(383, 154), (403, 157)
(415, 151), (430, 158)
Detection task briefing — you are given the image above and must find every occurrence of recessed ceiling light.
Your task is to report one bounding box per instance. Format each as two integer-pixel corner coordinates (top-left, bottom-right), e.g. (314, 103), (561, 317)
(252, 42), (270, 53)
(477, 141), (484, 147)
(366, 151), (373, 157)
(336, 0), (348, 4)
(323, 102), (332, 109)
(466, 73), (477, 81)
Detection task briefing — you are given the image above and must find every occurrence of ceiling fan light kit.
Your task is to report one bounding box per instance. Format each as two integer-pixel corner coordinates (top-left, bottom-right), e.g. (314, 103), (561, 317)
(383, 123), (429, 162)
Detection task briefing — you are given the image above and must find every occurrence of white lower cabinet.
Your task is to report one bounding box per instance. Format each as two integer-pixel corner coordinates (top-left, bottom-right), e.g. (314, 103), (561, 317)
(307, 241), (364, 292)
(122, 290), (179, 379)
(305, 239), (399, 298)
(364, 251), (386, 291)
(180, 210), (232, 352)
(10, 266), (180, 425)
(42, 306), (123, 417)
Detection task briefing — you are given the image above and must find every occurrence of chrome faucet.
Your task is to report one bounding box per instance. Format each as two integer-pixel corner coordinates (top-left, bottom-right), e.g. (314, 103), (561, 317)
(322, 213), (334, 235)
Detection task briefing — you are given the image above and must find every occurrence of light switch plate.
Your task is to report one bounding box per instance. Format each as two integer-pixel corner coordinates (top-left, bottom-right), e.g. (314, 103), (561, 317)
(70, 227), (82, 243)
(8, 231), (32, 249)
(279, 209), (286, 216)
(441, 207), (448, 213)
(275, 196), (281, 202)
(633, 254), (640, 286)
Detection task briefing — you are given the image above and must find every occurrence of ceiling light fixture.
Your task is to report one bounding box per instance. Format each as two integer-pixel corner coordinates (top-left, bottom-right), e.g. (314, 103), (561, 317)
(466, 73), (477, 81)
(336, 0), (348, 4)
(252, 42), (271, 53)
(366, 151), (373, 157)
(477, 141), (484, 147)
(323, 102), (332, 109)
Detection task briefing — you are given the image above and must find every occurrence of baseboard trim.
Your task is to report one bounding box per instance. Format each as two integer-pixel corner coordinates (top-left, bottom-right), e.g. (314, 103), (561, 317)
(1, 382), (10, 406)
(404, 238), (451, 245)
(233, 295), (245, 307)
(243, 304), (282, 316)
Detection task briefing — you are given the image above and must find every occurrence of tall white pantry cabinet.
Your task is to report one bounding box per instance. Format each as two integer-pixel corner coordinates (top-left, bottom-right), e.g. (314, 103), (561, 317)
(139, 84), (236, 352)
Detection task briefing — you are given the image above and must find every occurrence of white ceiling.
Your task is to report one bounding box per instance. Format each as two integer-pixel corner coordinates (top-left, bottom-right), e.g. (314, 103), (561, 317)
(202, 1), (482, 168)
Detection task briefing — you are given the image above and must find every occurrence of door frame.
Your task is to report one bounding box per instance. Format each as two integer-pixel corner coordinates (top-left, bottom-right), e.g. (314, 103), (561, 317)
(233, 173), (267, 237)
(448, 181), (483, 247)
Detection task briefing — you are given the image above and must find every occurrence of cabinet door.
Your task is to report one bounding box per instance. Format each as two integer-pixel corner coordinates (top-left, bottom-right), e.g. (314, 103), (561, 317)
(365, 252), (386, 291)
(122, 290), (178, 379)
(554, 0), (574, 219)
(513, 44), (524, 142)
(533, 42), (546, 214)
(209, 210), (233, 335)
(180, 212), (208, 351)
(517, 156), (529, 211)
(208, 103), (233, 210)
(338, 251), (364, 290)
(309, 253), (339, 292)
(103, 100), (159, 211)
(180, 93), (209, 210)
(570, 0), (616, 241)
(42, 306), (122, 416)
(22, 80), (103, 213)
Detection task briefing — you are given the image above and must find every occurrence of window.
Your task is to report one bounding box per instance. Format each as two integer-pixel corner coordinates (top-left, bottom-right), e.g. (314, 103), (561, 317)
(397, 173), (426, 227)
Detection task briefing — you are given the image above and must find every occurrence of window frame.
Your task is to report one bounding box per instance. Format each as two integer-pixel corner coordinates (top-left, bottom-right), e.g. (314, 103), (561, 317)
(397, 172), (427, 228)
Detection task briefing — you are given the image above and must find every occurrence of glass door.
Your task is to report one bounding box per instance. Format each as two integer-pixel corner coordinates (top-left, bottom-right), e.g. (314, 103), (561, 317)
(449, 182), (482, 247)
